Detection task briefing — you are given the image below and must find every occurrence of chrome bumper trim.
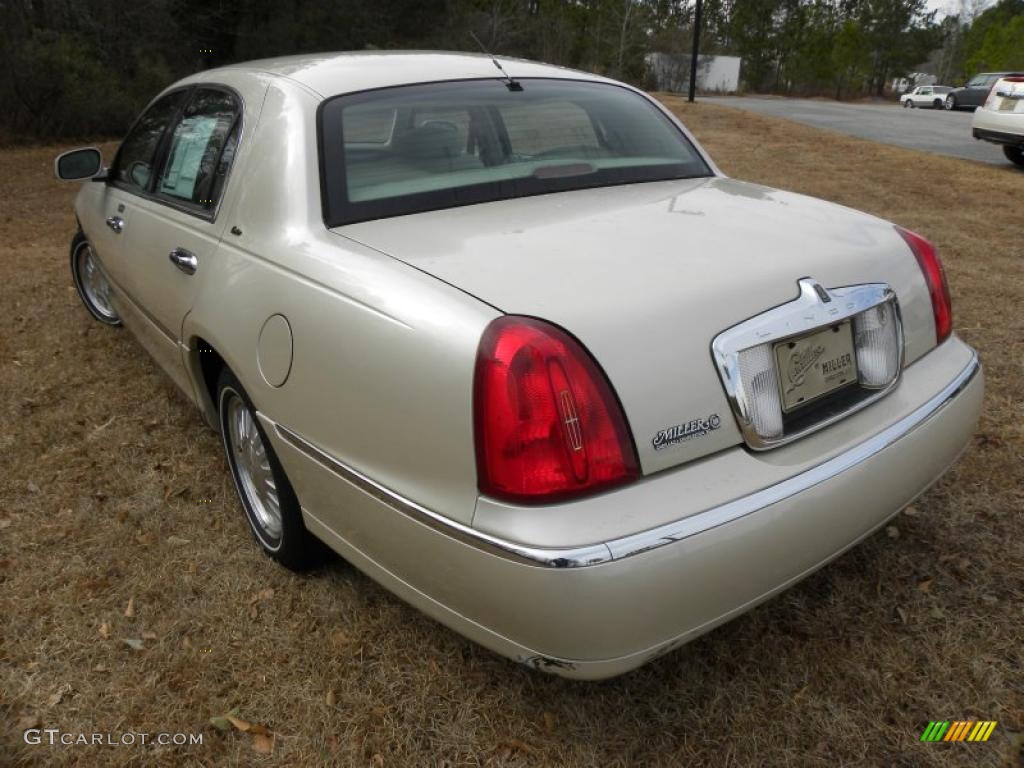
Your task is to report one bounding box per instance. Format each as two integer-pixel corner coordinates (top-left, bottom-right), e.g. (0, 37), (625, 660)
(274, 351), (979, 570)
(274, 424), (613, 568)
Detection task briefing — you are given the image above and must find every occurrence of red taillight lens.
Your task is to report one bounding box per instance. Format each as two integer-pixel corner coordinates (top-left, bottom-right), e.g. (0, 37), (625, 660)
(474, 316), (639, 503)
(896, 225), (952, 344)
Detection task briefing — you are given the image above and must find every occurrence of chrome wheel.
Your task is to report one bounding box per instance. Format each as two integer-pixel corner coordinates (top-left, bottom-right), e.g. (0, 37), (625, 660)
(72, 240), (120, 324)
(226, 395), (282, 543)
(216, 370), (324, 570)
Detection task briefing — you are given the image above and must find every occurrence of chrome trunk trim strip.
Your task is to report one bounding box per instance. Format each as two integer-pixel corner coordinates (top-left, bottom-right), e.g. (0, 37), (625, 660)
(711, 280), (905, 450)
(274, 351), (979, 569)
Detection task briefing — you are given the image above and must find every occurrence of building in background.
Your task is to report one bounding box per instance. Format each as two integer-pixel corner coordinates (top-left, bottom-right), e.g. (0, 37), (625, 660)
(645, 53), (742, 93)
(892, 71), (939, 93)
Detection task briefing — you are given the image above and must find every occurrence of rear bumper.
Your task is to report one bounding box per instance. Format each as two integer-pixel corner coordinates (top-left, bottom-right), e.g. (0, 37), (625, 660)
(971, 110), (1024, 144)
(264, 338), (982, 679)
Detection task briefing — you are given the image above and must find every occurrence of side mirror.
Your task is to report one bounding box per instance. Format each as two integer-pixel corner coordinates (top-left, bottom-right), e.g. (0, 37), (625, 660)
(54, 147), (106, 181)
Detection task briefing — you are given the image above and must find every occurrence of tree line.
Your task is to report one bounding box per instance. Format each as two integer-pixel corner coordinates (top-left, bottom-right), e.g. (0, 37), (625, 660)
(1, 0), (1021, 142)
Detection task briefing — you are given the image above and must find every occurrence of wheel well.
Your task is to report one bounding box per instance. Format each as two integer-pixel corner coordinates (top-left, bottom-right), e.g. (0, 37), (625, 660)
(195, 338), (226, 411)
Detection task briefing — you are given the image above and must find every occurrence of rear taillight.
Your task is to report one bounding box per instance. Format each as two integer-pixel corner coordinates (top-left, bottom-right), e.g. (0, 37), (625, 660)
(895, 225), (952, 344)
(474, 316), (639, 503)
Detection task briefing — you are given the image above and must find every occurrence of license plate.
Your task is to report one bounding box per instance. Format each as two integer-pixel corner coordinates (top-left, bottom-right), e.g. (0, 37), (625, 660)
(774, 322), (858, 412)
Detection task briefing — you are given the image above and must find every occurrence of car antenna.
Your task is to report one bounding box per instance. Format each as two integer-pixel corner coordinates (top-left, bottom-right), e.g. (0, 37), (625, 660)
(469, 32), (523, 91)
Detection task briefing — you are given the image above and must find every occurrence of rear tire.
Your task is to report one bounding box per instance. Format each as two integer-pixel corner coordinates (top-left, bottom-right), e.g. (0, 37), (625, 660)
(70, 233), (120, 326)
(1005, 145), (1024, 167)
(932, 99), (943, 109)
(217, 369), (326, 571)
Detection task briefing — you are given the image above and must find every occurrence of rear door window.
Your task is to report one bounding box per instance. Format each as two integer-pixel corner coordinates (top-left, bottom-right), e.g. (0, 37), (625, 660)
(155, 88), (241, 212)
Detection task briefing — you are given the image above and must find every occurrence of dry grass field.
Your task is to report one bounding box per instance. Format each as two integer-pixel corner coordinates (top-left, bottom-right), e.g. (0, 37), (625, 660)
(2, 98), (1022, 768)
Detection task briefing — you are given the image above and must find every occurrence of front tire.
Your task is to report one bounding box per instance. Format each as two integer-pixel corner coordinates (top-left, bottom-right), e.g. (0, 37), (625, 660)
(218, 369), (325, 570)
(944, 95), (957, 111)
(1005, 145), (1024, 167)
(903, 100), (910, 108)
(70, 234), (120, 325)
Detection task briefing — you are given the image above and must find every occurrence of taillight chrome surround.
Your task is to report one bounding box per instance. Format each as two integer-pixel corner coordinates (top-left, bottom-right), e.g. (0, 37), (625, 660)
(712, 279), (904, 451)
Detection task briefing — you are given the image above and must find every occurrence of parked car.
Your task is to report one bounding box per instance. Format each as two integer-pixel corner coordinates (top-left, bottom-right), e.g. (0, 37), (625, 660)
(971, 75), (1024, 167)
(900, 85), (952, 109)
(54, 52), (983, 679)
(945, 71), (1023, 111)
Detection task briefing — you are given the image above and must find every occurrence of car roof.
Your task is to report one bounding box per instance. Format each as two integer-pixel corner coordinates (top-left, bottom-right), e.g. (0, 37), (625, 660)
(193, 51), (611, 98)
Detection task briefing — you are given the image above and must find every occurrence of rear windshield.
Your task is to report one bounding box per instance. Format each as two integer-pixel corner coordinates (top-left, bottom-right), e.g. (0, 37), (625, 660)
(319, 78), (712, 226)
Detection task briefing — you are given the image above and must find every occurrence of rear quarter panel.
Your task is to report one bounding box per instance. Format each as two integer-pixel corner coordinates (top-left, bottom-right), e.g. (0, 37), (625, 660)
(183, 78), (498, 525)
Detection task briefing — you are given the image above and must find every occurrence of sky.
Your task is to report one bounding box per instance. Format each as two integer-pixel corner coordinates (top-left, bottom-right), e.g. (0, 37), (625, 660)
(924, 0), (996, 18)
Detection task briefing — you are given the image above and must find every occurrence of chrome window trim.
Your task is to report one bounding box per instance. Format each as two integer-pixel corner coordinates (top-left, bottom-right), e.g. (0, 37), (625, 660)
(711, 279), (905, 450)
(109, 83), (245, 224)
(268, 349), (978, 570)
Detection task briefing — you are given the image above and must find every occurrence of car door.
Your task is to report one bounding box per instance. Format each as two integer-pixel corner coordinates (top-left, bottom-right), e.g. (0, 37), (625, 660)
(964, 75), (994, 107)
(116, 87), (242, 395)
(85, 90), (191, 294)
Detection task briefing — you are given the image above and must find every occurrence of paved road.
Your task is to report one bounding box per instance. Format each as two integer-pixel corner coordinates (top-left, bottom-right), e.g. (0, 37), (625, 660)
(703, 97), (1008, 165)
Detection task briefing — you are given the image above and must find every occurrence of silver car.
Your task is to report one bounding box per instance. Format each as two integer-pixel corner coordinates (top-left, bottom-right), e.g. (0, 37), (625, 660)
(55, 52), (982, 679)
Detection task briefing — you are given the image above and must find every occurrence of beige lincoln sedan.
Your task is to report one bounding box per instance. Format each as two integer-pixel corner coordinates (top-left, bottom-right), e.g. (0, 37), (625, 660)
(55, 52), (982, 679)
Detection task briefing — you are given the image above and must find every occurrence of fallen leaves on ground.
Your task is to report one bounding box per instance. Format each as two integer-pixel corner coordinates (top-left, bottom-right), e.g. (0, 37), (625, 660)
(47, 684), (72, 707)
(495, 738), (534, 758)
(16, 714), (41, 732)
(247, 588), (275, 619)
(210, 711), (276, 755)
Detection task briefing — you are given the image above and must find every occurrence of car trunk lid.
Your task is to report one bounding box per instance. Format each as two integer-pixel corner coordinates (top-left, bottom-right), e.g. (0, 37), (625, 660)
(333, 176), (932, 474)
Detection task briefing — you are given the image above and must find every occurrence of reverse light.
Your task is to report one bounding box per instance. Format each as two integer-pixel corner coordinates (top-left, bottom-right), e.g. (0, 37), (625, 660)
(854, 300), (901, 388)
(473, 316), (639, 503)
(895, 225), (952, 343)
(735, 343), (784, 439)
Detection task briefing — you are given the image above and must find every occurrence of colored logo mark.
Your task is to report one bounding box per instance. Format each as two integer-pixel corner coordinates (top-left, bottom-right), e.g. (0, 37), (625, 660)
(921, 721), (997, 742)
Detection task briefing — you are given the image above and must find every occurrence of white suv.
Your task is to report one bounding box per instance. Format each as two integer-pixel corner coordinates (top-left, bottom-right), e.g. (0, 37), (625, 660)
(971, 75), (1024, 167)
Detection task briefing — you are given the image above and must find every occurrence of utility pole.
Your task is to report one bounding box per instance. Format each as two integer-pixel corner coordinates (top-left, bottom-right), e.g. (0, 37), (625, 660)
(688, 0), (703, 102)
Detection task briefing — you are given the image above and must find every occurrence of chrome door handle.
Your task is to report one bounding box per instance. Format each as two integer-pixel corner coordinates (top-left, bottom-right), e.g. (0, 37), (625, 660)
(105, 216), (124, 233)
(169, 248), (198, 275)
